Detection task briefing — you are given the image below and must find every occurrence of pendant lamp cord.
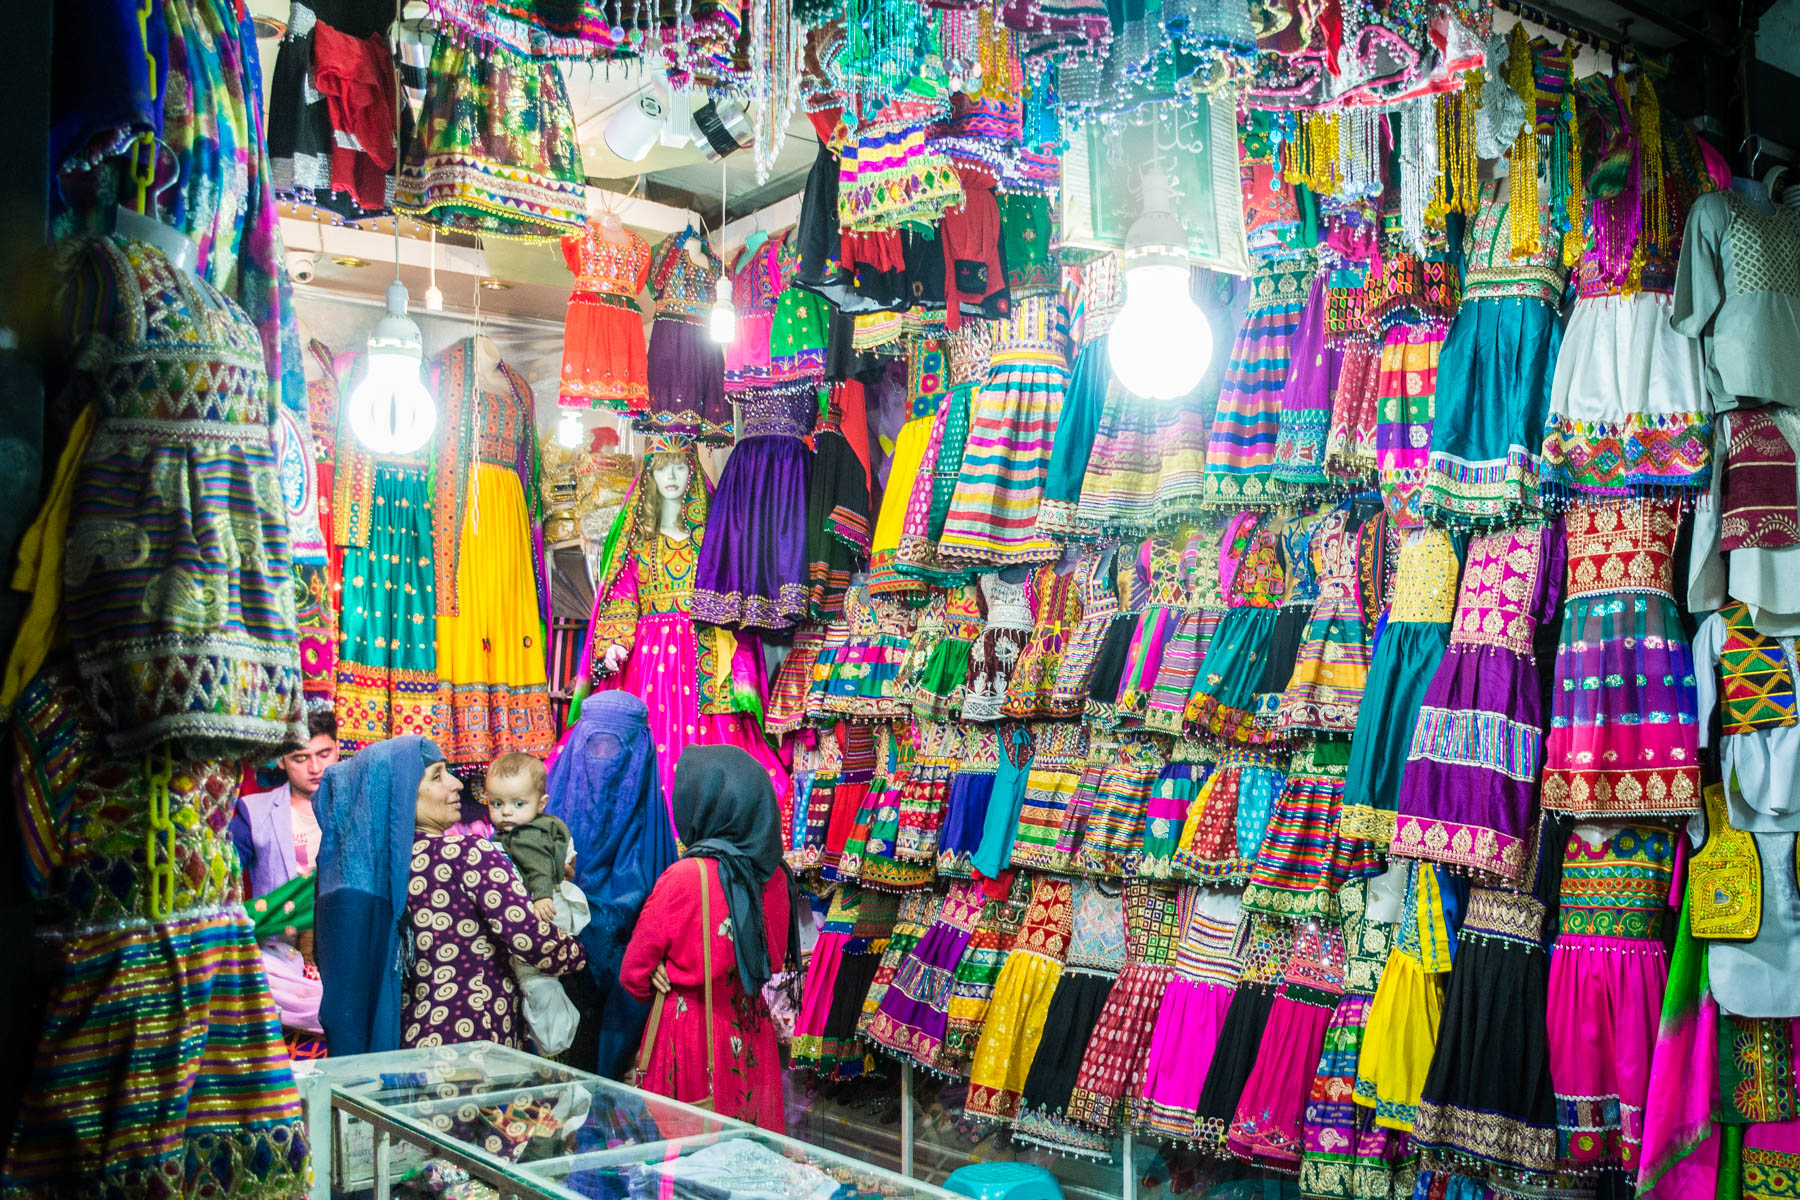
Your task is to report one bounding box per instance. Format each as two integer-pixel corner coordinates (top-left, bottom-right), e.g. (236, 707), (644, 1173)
(392, 0), (404, 286)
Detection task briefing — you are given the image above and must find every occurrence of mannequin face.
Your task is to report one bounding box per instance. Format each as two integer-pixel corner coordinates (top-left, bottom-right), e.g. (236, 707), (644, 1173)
(652, 458), (691, 500)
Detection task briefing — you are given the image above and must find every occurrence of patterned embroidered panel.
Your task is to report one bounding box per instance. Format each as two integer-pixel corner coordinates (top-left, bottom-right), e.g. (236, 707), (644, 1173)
(1720, 601), (1800, 734)
(1563, 497), (1680, 600)
(564, 221), (651, 302)
(1722, 408), (1800, 553)
(1389, 527), (1461, 623)
(1447, 524), (1553, 654)
(1721, 1014), (1796, 1125)
(1690, 781), (1764, 941)
(1461, 178), (1570, 305)
(1556, 824), (1676, 940)
(1723, 191), (1800, 300)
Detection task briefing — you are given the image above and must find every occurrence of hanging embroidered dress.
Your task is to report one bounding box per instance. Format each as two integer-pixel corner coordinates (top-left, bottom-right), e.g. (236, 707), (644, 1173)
(1370, 252), (1460, 529)
(1411, 886), (1559, 1189)
(863, 880), (990, 1070)
(558, 220), (651, 412)
(792, 886), (900, 1079)
(430, 342), (555, 761)
(1422, 178), (1569, 526)
(1538, 256), (1711, 500)
(1392, 522), (1565, 886)
(1145, 520), (1238, 734)
(1545, 822), (1675, 1174)
(3, 662), (310, 1200)
(1172, 743), (1290, 885)
(1276, 500), (1383, 736)
(1184, 511), (1285, 741)
(1002, 562), (1085, 719)
(60, 235), (305, 759)
(1013, 880), (1126, 1161)
(331, 353), (445, 751)
(1542, 497), (1701, 818)
(1008, 721), (1091, 872)
(1354, 859), (1453, 1135)
(1040, 258), (1122, 536)
(1341, 527), (1461, 847)
(690, 385), (815, 631)
(394, 29), (586, 242)
(961, 570), (1037, 722)
(588, 442), (789, 827)
(966, 876), (1076, 1123)
(938, 291), (1069, 567)
(1139, 885), (1246, 1142)
(870, 346), (949, 595)
(1065, 881), (1181, 1132)
(1115, 529), (1198, 726)
(1203, 254), (1316, 507)
(1243, 739), (1374, 920)
(722, 237), (784, 400)
(1048, 545), (1125, 717)
(1271, 272), (1340, 493)
(1192, 916), (1299, 1152)
(642, 231), (730, 442)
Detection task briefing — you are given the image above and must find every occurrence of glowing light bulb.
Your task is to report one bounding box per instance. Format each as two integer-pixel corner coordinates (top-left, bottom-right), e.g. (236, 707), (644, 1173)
(347, 281), (436, 454)
(708, 275), (737, 344)
(1107, 169), (1213, 401)
(1107, 264), (1213, 400)
(556, 410), (583, 448)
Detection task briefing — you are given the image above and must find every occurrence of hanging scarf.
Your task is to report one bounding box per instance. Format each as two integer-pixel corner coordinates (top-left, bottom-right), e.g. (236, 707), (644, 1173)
(670, 745), (800, 998)
(314, 735), (446, 1055)
(544, 691), (677, 1075)
(1637, 885), (1723, 1199)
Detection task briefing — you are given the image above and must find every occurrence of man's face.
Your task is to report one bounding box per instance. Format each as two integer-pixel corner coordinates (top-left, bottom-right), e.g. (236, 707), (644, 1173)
(283, 734), (338, 799)
(486, 774), (546, 832)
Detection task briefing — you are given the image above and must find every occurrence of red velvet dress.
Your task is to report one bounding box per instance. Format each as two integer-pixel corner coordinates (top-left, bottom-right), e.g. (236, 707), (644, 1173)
(621, 858), (791, 1132)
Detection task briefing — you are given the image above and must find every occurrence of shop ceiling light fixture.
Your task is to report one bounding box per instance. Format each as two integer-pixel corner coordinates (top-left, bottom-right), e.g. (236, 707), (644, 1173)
(1108, 163), (1214, 401)
(604, 90), (666, 163)
(708, 160), (737, 344)
(423, 227), (444, 311)
(346, 15), (436, 456)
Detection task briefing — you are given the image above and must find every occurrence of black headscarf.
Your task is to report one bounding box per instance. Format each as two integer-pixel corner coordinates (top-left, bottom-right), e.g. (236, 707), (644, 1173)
(670, 745), (799, 998)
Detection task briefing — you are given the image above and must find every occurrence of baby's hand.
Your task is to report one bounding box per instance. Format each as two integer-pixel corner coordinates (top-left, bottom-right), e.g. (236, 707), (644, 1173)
(532, 897), (557, 923)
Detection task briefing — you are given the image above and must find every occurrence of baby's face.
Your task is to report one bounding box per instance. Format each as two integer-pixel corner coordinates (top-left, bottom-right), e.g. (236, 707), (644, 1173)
(486, 776), (547, 832)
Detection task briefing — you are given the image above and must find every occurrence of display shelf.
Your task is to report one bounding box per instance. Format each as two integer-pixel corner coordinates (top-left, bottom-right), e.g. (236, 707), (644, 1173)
(298, 1042), (960, 1200)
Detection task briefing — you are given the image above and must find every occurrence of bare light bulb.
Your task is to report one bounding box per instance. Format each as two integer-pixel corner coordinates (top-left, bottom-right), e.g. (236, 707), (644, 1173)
(556, 410), (584, 448)
(347, 280), (436, 454)
(708, 275), (736, 344)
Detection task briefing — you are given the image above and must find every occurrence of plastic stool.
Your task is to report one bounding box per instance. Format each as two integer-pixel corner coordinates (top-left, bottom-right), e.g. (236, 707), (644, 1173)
(941, 1162), (1064, 1200)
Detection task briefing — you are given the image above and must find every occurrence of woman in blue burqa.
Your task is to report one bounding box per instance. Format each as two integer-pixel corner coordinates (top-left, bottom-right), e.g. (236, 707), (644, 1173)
(315, 736), (587, 1053)
(544, 691), (678, 1075)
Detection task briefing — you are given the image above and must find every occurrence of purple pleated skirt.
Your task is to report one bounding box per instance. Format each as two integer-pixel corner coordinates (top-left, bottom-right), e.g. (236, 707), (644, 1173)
(643, 318), (730, 441)
(690, 433), (811, 630)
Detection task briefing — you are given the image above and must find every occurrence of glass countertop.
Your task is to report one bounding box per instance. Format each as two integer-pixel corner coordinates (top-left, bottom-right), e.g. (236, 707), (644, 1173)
(304, 1042), (954, 1200)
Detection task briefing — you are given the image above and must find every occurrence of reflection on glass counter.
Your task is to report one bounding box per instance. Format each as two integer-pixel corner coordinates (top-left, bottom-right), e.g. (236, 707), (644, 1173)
(297, 1041), (955, 1200)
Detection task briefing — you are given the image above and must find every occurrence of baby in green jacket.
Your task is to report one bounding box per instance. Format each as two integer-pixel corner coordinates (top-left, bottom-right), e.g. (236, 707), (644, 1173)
(487, 752), (589, 1056)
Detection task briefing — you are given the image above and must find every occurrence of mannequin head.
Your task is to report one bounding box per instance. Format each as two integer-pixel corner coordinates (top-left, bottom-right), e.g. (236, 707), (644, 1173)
(652, 454), (691, 499)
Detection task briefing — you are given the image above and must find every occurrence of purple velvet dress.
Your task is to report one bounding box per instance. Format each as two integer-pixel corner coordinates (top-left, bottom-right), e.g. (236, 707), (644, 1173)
(401, 835), (588, 1049)
(690, 386), (816, 631)
(1391, 522), (1565, 887)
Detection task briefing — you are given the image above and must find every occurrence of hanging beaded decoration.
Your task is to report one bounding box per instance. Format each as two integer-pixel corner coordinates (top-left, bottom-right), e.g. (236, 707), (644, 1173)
(748, 0), (801, 183)
(1504, 24), (1540, 260)
(1399, 96), (1438, 253)
(1559, 85), (1585, 267)
(1340, 109), (1384, 200)
(831, 0), (934, 123)
(1635, 69), (1668, 262)
(1428, 70), (1482, 227)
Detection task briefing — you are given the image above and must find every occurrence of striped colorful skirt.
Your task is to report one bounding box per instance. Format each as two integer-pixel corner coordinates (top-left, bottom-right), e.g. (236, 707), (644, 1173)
(436, 462), (555, 761)
(1325, 335), (1382, 481)
(1203, 287), (1307, 508)
(336, 462), (447, 752)
(938, 356), (1067, 567)
(1073, 357), (1165, 534)
(1174, 744), (1289, 884)
(2, 910), (310, 1200)
(1297, 993), (1416, 1199)
(1373, 320), (1446, 529)
(1243, 740), (1373, 920)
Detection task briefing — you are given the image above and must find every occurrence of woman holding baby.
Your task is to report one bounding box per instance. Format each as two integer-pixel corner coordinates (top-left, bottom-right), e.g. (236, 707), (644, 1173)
(312, 736), (588, 1055)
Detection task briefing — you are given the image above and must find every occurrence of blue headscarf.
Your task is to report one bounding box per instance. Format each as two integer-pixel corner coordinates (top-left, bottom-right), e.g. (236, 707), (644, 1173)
(544, 692), (675, 1076)
(314, 736), (445, 1055)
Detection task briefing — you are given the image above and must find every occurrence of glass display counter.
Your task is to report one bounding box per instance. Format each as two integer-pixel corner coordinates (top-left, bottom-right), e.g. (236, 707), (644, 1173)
(297, 1041), (959, 1200)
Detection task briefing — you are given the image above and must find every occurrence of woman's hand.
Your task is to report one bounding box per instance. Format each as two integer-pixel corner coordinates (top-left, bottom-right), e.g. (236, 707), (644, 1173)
(651, 962), (671, 995)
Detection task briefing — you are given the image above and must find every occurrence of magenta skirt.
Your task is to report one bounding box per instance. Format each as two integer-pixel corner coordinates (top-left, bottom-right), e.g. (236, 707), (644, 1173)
(1546, 935), (1668, 1172)
(1139, 978), (1235, 1140)
(1227, 992), (1338, 1169)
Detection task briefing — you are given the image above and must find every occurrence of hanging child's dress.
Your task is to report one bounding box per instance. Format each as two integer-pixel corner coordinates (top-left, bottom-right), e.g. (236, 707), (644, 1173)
(1541, 497), (1701, 819)
(431, 340), (555, 761)
(559, 219), (651, 413)
(642, 231), (730, 441)
(1392, 521), (1565, 886)
(1203, 254), (1316, 507)
(1422, 178), (1569, 526)
(332, 352), (447, 751)
(1341, 527), (1461, 846)
(938, 291), (1069, 567)
(690, 384), (816, 631)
